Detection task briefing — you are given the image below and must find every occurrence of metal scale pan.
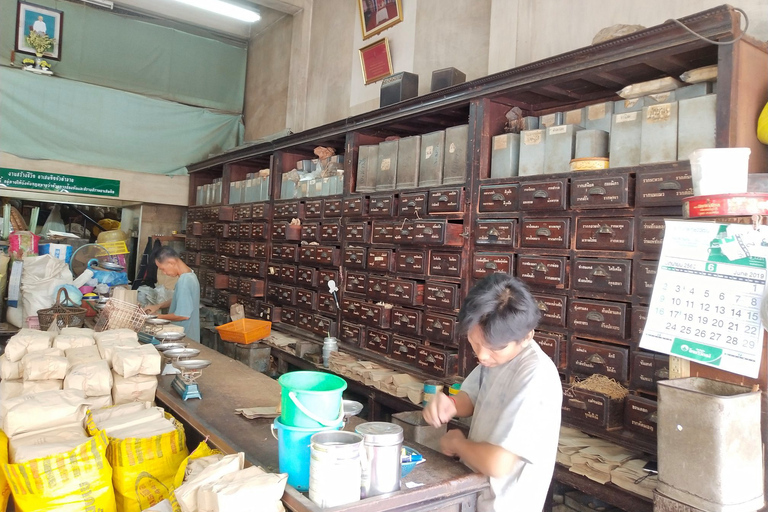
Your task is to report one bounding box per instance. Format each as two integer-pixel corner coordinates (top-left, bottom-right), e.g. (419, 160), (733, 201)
(172, 359), (212, 400)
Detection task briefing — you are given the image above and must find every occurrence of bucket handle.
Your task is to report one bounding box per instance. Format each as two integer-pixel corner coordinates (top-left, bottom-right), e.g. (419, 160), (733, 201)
(288, 391), (345, 427)
(270, 423), (278, 440)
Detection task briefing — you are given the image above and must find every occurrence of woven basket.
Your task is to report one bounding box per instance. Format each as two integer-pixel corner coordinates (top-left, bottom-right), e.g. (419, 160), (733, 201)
(38, 288), (87, 331)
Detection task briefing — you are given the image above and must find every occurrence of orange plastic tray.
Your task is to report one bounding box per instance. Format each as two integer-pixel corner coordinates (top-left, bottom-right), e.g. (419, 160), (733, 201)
(216, 318), (272, 344)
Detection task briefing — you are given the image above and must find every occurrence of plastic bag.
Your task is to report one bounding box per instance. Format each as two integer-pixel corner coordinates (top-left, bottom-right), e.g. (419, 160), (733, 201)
(92, 270), (129, 286)
(1, 430), (116, 512)
(0, 431), (12, 512)
(19, 255), (74, 322)
(40, 204), (67, 237)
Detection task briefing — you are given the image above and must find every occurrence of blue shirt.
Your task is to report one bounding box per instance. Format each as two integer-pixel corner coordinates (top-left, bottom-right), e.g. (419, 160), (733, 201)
(169, 271), (200, 342)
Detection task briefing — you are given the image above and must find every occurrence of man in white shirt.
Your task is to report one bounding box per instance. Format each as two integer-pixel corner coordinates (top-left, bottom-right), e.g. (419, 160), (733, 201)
(32, 16), (47, 34)
(423, 274), (562, 511)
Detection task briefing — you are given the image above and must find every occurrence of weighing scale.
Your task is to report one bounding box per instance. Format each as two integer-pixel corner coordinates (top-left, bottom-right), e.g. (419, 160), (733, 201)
(171, 359), (211, 400)
(155, 342), (191, 375)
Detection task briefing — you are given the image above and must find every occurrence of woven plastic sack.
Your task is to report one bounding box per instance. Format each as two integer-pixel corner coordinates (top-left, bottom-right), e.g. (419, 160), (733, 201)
(0, 432), (10, 512)
(1, 430), (115, 512)
(87, 411), (189, 512)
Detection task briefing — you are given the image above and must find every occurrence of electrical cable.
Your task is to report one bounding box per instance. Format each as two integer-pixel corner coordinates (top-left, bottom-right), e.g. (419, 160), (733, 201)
(667, 7), (749, 46)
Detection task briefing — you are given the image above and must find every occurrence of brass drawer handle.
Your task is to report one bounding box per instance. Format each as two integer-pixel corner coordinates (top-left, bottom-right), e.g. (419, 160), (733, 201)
(405, 256), (415, 264)
(485, 262), (498, 270)
(433, 319), (442, 329)
(655, 367), (669, 379)
(407, 200), (417, 207)
(647, 411), (658, 424)
(394, 285), (405, 294)
(373, 283), (382, 292)
(351, 277), (359, 285)
(323, 275), (331, 282)
(366, 310), (375, 317)
(372, 335), (381, 343)
(568, 399), (587, 410)
(534, 262), (548, 272)
(398, 345), (408, 353)
(586, 312), (604, 322)
(659, 181), (681, 190)
(401, 229), (411, 236)
(596, 224), (614, 235)
(537, 301), (549, 312)
(536, 227), (552, 236)
(533, 190), (548, 199)
(435, 289), (447, 298)
(423, 227), (434, 235)
(349, 254), (358, 261)
(320, 251), (329, 258)
(438, 195), (449, 202)
(304, 249), (312, 256)
(426, 354), (436, 363)
(591, 266), (609, 277)
(491, 193), (505, 201)
(329, 204), (338, 211)
(378, 228), (389, 235)
(348, 304), (357, 311)
(487, 227), (500, 238)
(375, 201), (385, 208)
(350, 228), (359, 235)
(587, 353), (606, 365)
(588, 186), (606, 196)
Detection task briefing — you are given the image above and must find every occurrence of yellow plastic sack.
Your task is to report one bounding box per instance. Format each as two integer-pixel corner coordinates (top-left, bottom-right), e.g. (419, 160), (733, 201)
(1, 430), (115, 512)
(170, 441), (223, 512)
(0, 431), (11, 512)
(87, 412), (189, 512)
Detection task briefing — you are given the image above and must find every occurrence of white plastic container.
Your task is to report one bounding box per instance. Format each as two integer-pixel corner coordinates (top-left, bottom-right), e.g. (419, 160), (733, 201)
(689, 148), (751, 196)
(309, 430), (362, 507)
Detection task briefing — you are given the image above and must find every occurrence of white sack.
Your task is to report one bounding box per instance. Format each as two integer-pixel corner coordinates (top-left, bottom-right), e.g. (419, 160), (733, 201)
(60, 327), (95, 338)
(0, 379), (23, 401)
(3, 389), (88, 437)
(174, 453), (245, 512)
(94, 329), (139, 344)
(64, 360), (113, 396)
(84, 394), (113, 410)
(0, 358), (23, 380)
(20, 255), (74, 321)
(112, 344), (162, 378)
(53, 333), (95, 351)
(5, 328), (53, 362)
(89, 401), (151, 424)
(185, 454), (226, 484)
(66, 345), (103, 366)
(10, 423), (88, 462)
(198, 466), (288, 512)
(112, 372), (158, 405)
(94, 406), (164, 435)
(142, 499), (173, 512)
(22, 379), (63, 395)
(21, 349), (67, 381)
(11, 439), (90, 463)
(108, 417), (176, 440)
(97, 337), (141, 366)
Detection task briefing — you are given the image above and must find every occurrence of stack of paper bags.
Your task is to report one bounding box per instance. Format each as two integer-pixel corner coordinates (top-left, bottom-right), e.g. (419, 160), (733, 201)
(610, 458), (658, 499)
(557, 427), (602, 467)
(0, 328), (55, 401)
(570, 444), (642, 484)
(111, 344), (160, 405)
(21, 347), (67, 394)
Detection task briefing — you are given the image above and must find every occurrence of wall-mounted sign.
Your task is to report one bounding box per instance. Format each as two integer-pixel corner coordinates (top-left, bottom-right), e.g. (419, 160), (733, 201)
(640, 220), (767, 379)
(0, 168), (120, 197)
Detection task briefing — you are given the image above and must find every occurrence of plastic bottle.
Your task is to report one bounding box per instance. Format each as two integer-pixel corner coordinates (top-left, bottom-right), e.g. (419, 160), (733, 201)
(323, 337), (338, 368)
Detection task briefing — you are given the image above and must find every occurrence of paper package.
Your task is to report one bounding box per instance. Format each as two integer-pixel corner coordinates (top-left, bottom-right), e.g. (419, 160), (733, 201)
(198, 465), (288, 512)
(0, 379), (23, 401)
(94, 329), (139, 344)
(112, 344), (162, 378)
(22, 379), (63, 395)
(94, 406), (165, 436)
(174, 453), (245, 512)
(64, 360), (113, 396)
(10, 422), (89, 463)
(109, 417), (175, 439)
(66, 345), (103, 366)
(0, 358), (23, 380)
(5, 328), (53, 362)
(90, 400), (152, 424)
(3, 389), (88, 438)
(111, 372), (158, 405)
(21, 348), (67, 381)
(85, 394), (113, 410)
(97, 337), (141, 366)
(53, 333), (95, 351)
(60, 326), (96, 338)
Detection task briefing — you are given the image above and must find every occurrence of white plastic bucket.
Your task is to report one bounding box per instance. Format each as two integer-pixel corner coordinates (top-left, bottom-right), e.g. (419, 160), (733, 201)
(689, 148), (751, 196)
(309, 430), (363, 508)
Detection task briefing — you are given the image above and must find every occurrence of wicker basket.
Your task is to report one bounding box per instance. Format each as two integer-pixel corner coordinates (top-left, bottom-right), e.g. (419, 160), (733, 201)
(94, 298), (147, 332)
(38, 288), (87, 331)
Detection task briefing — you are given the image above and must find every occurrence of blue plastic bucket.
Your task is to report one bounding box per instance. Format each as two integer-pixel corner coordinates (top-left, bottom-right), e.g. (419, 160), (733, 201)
(278, 371), (347, 428)
(272, 416), (342, 491)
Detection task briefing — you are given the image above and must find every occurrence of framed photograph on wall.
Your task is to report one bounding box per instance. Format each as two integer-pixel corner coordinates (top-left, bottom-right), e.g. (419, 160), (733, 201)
(359, 38), (393, 85)
(357, 0), (403, 40)
(16, 2), (63, 60)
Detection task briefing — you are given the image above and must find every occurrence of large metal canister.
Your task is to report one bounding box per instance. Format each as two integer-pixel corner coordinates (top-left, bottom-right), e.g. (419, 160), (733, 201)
(355, 422), (404, 498)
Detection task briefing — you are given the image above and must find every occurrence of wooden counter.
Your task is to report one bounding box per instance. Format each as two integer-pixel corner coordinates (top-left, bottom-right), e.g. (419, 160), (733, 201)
(156, 342), (489, 512)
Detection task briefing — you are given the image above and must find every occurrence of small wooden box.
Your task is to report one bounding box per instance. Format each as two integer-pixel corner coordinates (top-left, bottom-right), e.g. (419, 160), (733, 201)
(562, 387), (625, 431)
(519, 179), (568, 211)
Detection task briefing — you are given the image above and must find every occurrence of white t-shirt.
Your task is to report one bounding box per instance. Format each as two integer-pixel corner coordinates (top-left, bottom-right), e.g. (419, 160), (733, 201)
(461, 341), (562, 512)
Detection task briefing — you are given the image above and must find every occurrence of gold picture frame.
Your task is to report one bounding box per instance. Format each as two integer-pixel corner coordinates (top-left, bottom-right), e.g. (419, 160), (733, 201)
(359, 38), (393, 85)
(357, 0), (403, 40)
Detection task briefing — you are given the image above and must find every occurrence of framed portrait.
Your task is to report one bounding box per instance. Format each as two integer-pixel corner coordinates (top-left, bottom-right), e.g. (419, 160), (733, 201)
(359, 38), (393, 85)
(357, 0), (403, 40)
(16, 2), (63, 60)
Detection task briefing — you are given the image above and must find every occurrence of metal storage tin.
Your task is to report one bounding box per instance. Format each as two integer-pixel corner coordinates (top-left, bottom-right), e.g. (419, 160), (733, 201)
(585, 102), (614, 132)
(614, 98), (643, 114)
(519, 129), (547, 176)
(640, 102), (679, 164)
(539, 112), (563, 128)
(677, 94), (716, 160)
(355, 422), (404, 498)
(490, 133), (520, 179)
(544, 124), (582, 174)
(376, 139), (398, 191)
(356, 144), (378, 193)
(609, 111), (642, 168)
(397, 135), (421, 189)
(443, 124), (469, 185)
(575, 129), (609, 158)
(419, 130), (445, 187)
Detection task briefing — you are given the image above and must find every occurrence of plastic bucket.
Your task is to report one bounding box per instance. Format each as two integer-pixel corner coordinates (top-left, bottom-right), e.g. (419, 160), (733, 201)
(278, 371), (347, 428)
(309, 431), (363, 507)
(689, 148), (751, 196)
(271, 417), (342, 492)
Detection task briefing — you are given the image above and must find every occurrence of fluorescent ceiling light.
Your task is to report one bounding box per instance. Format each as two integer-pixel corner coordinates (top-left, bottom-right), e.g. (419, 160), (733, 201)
(83, 0), (114, 8)
(171, 0), (260, 22)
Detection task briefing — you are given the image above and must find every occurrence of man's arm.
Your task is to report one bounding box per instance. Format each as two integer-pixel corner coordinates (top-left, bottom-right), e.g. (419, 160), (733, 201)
(145, 299), (171, 314)
(440, 429), (522, 479)
(423, 391), (474, 427)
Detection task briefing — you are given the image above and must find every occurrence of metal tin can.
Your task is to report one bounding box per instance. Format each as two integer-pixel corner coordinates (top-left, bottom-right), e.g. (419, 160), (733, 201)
(355, 422), (404, 498)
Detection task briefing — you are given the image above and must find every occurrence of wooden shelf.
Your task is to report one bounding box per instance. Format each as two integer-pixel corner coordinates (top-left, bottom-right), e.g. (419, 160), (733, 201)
(153, 235), (185, 241)
(554, 465), (653, 512)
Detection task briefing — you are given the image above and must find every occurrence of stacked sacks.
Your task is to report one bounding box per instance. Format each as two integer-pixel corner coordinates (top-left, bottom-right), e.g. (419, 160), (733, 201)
(111, 344), (161, 405)
(0, 328), (57, 401)
(20, 347), (68, 393)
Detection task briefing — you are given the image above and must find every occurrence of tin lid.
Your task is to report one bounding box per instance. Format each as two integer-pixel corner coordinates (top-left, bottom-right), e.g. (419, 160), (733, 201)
(355, 422), (404, 445)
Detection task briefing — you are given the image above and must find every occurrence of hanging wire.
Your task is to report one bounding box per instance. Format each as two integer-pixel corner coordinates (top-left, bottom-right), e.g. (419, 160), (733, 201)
(667, 7), (749, 46)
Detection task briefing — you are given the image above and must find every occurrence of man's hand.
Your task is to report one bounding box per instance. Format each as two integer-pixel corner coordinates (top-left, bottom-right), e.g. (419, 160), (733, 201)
(423, 392), (457, 428)
(144, 304), (161, 315)
(440, 429), (467, 457)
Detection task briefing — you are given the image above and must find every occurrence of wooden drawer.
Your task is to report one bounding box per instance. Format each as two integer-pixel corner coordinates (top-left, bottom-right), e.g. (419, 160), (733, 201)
(345, 222), (370, 243)
(280, 264), (297, 283)
(631, 351), (669, 392)
(257, 303), (279, 322)
(637, 217), (665, 255)
(271, 244), (298, 263)
(632, 306), (648, 344)
(475, 220), (516, 246)
(238, 278), (265, 298)
(234, 204), (253, 221)
(424, 282), (459, 310)
(182, 252), (201, 267)
(359, 302), (391, 329)
(391, 308), (422, 337)
(429, 251), (463, 278)
(634, 260), (658, 299)
(239, 259), (265, 278)
(312, 314), (336, 337)
(398, 192), (427, 217)
(244, 242), (267, 259)
(341, 298), (364, 322)
(266, 284), (296, 306)
(201, 223), (217, 237)
(479, 184), (518, 213)
(394, 220), (464, 246)
(214, 223), (234, 239)
(575, 217), (635, 252)
(215, 255), (230, 272)
(319, 222), (342, 243)
(228, 258), (240, 274)
(530, 293), (567, 328)
(570, 174), (632, 209)
(218, 206), (235, 222)
(345, 271), (368, 295)
(271, 222), (301, 241)
(203, 271), (215, 289)
(517, 256), (568, 289)
(315, 246), (341, 266)
(343, 197), (364, 216)
(301, 222), (320, 242)
(368, 195), (396, 217)
(534, 331), (567, 369)
(520, 218), (570, 249)
(318, 292), (338, 314)
(340, 322), (365, 347)
(236, 223), (251, 239)
(417, 346), (458, 377)
(274, 201), (302, 219)
(218, 240), (237, 256)
(251, 203), (269, 219)
(569, 299), (629, 340)
(624, 396), (658, 438)
(388, 278), (424, 306)
(343, 247), (367, 269)
(423, 313), (457, 347)
(250, 221), (268, 240)
(200, 253), (216, 268)
(298, 245), (315, 265)
(428, 188), (464, 214)
(296, 289), (317, 310)
(241, 297), (258, 318)
(317, 269), (339, 288)
(227, 275), (239, 292)
(296, 266), (317, 288)
(281, 307), (297, 326)
(267, 264), (280, 280)
(519, 179), (567, 211)
(201, 238), (218, 253)
(635, 168), (693, 206)
(572, 258), (632, 295)
(367, 276), (389, 302)
(304, 199), (324, 218)
(367, 248), (394, 272)
(324, 199), (343, 217)
(472, 253), (513, 280)
(391, 335), (420, 364)
(366, 329), (392, 355)
(562, 387), (624, 431)
(397, 250), (427, 275)
(185, 237), (202, 251)
(189, 222), (203, 236)
(297, 311), (313, 332)
(570, 339), (629, 382)
(371, 222), (395, 244)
